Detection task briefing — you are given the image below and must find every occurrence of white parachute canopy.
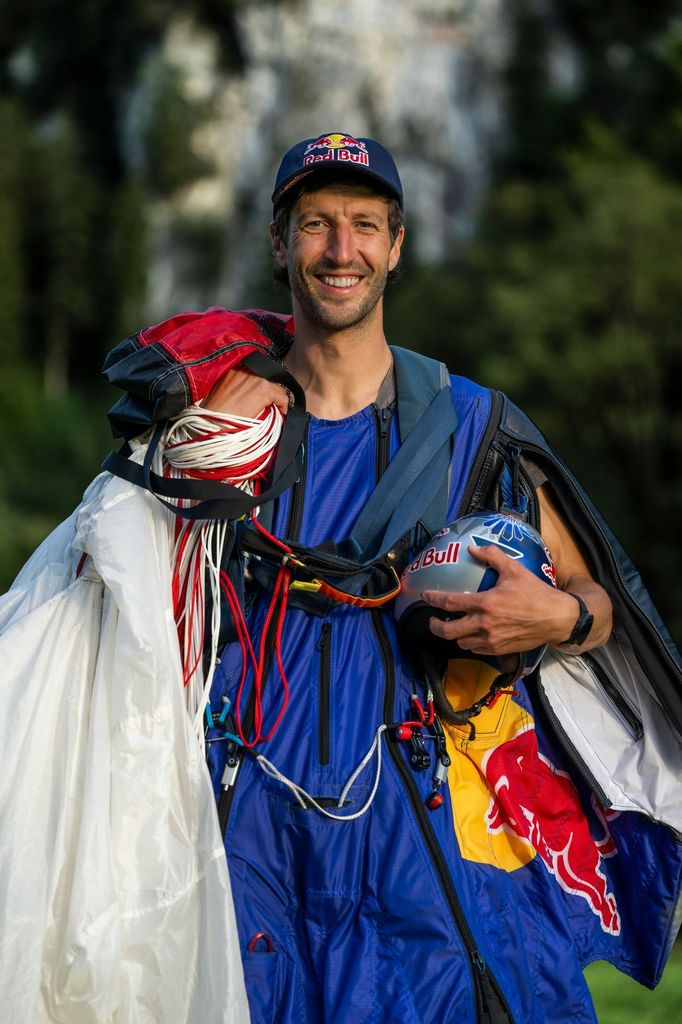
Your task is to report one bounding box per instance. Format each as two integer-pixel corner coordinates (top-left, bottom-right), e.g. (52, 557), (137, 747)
(0, 457), (250, 1024)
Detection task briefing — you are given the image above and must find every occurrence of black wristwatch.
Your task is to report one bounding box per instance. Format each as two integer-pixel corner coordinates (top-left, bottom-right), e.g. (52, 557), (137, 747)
(560, 592), (594, 647)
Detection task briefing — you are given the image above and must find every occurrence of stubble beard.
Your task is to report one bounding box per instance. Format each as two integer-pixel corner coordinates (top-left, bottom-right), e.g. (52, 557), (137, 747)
(289, 261), (389, 333)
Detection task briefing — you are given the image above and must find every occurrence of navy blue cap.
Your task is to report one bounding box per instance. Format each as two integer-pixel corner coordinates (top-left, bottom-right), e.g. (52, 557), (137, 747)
(272, 132), (403, 211)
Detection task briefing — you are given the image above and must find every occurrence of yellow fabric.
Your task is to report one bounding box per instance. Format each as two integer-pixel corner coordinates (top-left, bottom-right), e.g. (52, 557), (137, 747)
(442, 659), (536, 871)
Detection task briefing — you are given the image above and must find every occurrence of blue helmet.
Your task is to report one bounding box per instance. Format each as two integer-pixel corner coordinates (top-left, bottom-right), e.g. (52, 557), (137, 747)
(394, 511), (558, 681)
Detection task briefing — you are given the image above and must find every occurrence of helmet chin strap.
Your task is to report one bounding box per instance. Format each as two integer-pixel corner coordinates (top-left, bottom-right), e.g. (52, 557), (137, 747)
(422, 651), (521, 741)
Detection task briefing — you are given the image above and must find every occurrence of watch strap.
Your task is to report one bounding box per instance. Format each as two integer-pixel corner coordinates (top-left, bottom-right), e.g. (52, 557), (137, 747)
(560, 592), (594, 647)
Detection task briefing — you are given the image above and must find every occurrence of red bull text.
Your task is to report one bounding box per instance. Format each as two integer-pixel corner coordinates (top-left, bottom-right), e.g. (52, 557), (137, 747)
(303, 133), (370, 167)
(402, 541), (461, 579)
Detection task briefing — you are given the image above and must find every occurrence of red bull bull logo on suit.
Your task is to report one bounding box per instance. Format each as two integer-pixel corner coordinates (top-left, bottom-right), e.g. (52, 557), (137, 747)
(441, 660), (621, 935)
(482, 723), (621, 935)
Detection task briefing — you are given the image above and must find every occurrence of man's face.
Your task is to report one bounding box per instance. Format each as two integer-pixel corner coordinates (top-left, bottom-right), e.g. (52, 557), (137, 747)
(272, 185), (404, 333)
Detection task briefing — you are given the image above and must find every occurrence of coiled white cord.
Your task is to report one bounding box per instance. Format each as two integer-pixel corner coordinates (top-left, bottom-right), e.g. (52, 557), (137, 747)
(156, 403), (284, 748)
(164, 405), (283, 486)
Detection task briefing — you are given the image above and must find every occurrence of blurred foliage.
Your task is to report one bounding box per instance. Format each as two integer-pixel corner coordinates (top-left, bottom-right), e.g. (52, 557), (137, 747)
(0, 364), (111, 581)
(0, 0), (244, 588)
(136, 55), (216, 197)
(0, 0), (681, 656)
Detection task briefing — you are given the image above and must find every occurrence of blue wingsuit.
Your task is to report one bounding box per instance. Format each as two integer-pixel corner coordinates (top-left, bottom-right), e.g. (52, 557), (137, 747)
(103, 310), (682, 1024)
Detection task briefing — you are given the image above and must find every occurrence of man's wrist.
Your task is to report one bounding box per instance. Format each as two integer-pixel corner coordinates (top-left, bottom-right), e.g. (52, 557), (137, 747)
(559, 592), (594, 647)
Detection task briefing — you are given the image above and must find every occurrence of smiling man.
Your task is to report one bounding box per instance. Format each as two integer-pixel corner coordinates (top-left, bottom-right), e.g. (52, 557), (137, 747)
(96, 132), (682, 1024)
(174, 133), (682, 1024)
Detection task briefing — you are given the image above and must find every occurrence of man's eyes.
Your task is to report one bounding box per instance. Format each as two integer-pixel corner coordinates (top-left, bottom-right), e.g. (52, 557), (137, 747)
(301, 219), (380, 231)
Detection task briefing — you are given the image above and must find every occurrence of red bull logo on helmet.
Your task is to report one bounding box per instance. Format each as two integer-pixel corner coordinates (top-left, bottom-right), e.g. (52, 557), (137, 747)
(541, 547), (558, 586)
(303, 133), (370, 168)
(440, 665), (621, 936)
(402, 541), (461, 580)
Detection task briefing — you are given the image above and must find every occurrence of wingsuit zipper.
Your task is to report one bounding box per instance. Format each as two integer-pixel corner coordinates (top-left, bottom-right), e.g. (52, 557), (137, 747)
(376, 609), (502, 1023)
(581, 651), (643, 740)
(317, 620), (332, 765)
(457, 391), (504, 518)
(371, 408), (513, 1024)
(374, 405), (391, 482)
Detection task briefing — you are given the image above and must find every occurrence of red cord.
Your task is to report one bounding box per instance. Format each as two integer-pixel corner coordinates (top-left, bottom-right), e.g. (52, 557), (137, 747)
(182, 547), (205, 686)
(258, 567), (291, 742)
(219, 563), (291, 748)
(250, 510), (293, 555)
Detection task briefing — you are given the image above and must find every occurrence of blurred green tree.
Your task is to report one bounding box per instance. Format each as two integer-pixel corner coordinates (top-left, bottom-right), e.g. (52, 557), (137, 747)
(0, 0), (245, 587)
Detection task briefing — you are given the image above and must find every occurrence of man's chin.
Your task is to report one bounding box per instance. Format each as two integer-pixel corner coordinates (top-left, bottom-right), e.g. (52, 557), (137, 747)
(303, 304), (374, 332)
(294, 285), (385, 333)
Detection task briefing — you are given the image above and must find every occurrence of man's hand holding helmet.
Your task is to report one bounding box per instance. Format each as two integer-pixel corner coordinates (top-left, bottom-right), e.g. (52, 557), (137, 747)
(423, 540), (588, 656)
(397, 485), (612, 676)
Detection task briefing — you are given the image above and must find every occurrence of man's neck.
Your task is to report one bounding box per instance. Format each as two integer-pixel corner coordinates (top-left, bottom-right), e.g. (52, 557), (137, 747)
(284, 313), (392, 420)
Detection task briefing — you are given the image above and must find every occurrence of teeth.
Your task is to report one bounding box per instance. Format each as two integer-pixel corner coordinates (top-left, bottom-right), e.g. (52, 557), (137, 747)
(320, 275), (360, 288)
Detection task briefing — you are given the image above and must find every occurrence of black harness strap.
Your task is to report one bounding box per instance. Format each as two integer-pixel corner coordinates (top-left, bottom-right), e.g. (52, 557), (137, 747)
(101, 352), (307, 521)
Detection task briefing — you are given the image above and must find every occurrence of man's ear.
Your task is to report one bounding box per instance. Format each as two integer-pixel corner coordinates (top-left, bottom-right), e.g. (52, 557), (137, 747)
(269, 224), (288, 269)
(388, 225), (405, 273)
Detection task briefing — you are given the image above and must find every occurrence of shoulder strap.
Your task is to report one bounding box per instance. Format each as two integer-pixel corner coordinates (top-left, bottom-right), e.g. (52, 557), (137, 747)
(391, 346), (450, 440)
(338, 347), (456, 562)
(393, 345), (452, 538)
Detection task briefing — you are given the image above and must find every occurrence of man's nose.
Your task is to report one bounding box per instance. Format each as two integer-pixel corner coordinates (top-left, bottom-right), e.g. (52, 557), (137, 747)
(324, 222), (355, 264)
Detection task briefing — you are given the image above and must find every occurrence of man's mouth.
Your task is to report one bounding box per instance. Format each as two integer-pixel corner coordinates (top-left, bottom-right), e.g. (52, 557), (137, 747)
(317, 275), (362, 290)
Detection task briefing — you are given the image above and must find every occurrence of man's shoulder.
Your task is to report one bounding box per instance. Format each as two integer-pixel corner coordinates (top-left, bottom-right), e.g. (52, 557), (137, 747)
(447, 372), (490, 405)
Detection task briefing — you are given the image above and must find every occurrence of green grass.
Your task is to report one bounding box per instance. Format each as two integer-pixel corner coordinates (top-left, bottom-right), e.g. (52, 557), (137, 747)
(585, 948), (682, 1023)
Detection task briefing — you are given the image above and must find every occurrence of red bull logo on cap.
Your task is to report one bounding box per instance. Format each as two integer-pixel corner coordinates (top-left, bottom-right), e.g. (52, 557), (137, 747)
(441, 662), (621, 936)
(303, 133), (370, 168)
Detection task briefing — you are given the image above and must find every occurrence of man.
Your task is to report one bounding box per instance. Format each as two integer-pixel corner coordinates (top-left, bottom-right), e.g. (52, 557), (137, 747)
(98, 134), (682, 1022)
(166, 135), (680, 1023)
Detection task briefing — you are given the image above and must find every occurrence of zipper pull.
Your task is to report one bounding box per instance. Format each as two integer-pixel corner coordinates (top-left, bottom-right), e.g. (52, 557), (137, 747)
(472, 951), (486, 974)
(316, 620), (331, 651)
(295, 442), (306, 484)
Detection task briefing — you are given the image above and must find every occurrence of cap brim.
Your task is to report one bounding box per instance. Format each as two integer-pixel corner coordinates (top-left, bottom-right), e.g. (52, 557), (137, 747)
(272, 164), (403, 210)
